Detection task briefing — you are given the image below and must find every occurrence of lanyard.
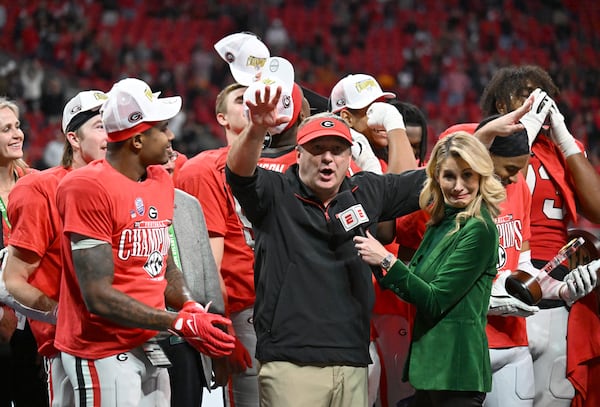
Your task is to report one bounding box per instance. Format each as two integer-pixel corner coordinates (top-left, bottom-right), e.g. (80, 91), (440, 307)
(167, 223), (186, 344)
(0, 169), (20, 230)
(0, 197), (10, 229)
(168, 225), (181, 269)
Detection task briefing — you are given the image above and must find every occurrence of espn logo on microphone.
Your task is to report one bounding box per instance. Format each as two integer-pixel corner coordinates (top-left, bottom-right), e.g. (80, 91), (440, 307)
(337, 204), (369, 232)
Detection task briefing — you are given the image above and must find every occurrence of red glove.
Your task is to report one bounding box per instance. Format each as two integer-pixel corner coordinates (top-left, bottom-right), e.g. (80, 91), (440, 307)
(170, 310), (235, 358)
(181, 300), (210, 314)
(227, 337), (253, 374)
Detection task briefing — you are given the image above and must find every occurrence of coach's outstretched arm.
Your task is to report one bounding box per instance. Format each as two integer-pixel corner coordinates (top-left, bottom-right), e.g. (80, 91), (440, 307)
(226, 85), (288, 176)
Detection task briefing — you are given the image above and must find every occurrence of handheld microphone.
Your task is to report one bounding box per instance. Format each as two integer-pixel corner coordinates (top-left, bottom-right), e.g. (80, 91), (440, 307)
(334, 190), (384, 280)
(336, 204), (369, 238)
(334, 190), (369, 234)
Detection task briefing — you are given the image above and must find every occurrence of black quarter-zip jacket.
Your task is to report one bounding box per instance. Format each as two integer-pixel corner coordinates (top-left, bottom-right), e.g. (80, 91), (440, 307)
(226, 164), (425, 366)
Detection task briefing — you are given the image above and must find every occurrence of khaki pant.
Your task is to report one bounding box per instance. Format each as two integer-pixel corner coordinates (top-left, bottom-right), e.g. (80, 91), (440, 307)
(258, 361), (367, 407)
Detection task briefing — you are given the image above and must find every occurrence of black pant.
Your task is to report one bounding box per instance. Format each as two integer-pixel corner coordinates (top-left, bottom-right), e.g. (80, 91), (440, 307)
(161, 339), (207, 407)
(0, 321), (48, 407)
(410, 389), (486, 407)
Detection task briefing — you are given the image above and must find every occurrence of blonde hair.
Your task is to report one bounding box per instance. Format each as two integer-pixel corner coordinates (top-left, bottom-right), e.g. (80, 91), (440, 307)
(0, 98), (29, 174)
(215, 83), (247, 116)
(61, 126), (85, 168)
(420, 131), (505, 233)
(0, 98), (19, 117)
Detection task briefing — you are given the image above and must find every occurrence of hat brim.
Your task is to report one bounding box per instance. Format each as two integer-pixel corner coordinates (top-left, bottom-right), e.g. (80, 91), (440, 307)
(144, 96), (183, 123)
(106, 96), (182, 143)
(344, 92), (396, 110)
(62, 90), (108, 133)
(298, 129), (353, 146)
(107, 121), (156, 143)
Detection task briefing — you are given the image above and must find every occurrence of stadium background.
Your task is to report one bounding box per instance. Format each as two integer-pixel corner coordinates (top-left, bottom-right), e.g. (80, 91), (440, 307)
(0, 0), (599, 232)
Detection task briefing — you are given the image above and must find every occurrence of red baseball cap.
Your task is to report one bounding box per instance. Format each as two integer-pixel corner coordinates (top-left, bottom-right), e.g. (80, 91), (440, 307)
(296, 117), (353, 146)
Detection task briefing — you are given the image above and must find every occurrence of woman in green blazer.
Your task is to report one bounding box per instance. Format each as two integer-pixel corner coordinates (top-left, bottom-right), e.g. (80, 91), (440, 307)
(355, 132), (505, 407)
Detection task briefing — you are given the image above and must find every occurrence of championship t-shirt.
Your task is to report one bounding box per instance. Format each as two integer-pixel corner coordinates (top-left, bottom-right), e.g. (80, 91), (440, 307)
(487, 173), (531, 348)
(8, 166), (71, 357)
(54, 160), (174, 359)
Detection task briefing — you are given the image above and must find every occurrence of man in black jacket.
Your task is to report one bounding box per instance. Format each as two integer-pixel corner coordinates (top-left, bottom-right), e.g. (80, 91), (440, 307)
(226, 85), (425, 407)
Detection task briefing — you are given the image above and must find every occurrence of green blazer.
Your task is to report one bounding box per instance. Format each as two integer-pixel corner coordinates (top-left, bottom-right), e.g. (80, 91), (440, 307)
(380, 205), (498, 392)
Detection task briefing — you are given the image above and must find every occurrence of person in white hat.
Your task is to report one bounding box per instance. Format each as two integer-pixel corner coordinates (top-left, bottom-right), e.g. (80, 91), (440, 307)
(1, 89), (109, 406)
(52, 78), (235, 407)
(329, 73), (415, 175)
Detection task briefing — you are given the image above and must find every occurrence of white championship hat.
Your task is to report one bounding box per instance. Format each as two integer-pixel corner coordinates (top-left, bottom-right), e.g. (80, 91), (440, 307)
(62, 90), (108, 133)
(262, 56), (294, 86)
(243, 56), (302, 135)
(100, 78), (182, 142)
(329, 73), (395, 113)
(214, 33), (270, 86)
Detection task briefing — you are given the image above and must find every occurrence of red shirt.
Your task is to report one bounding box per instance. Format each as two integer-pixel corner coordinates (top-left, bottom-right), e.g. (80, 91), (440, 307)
(1, 166), (35, 247)
(369, 159), (430, 348)
(176, 147), (297, 314)
(527, 135), (583, 262)
(487, 173), (531, 348)
(373, 160), (426, 318)
(55, 161), (174, 359)
(7, 166), (71, 356)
